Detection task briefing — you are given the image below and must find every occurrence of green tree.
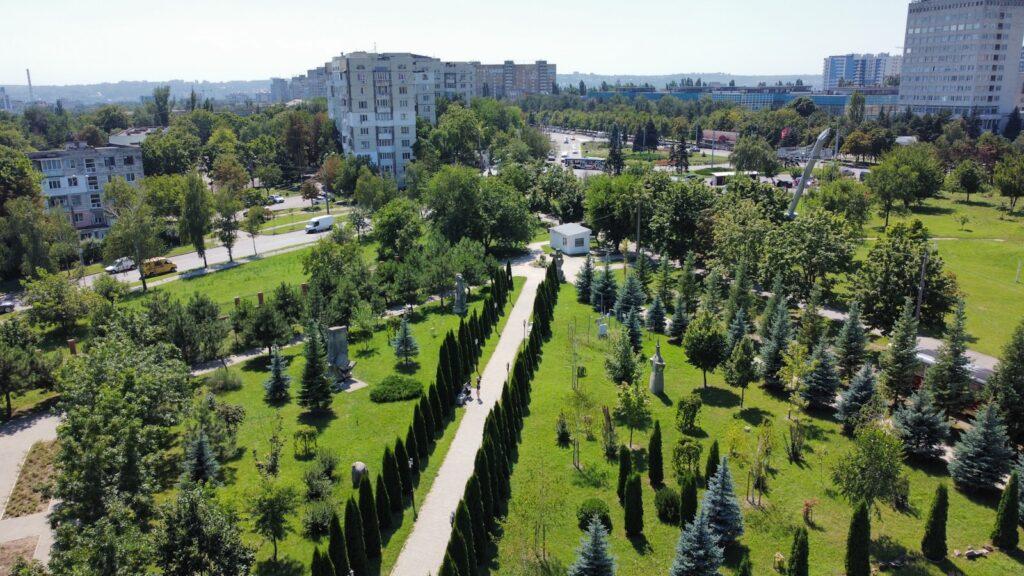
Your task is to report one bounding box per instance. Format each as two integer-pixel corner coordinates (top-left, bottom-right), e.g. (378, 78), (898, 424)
(800, 336), (841, 409)
(0, 317), (46, 419)
(242, 206), (268, 256)
(669, 509), (723, 576)
(178, 172), (212, 267)
(213, 188), (241, 263)
(989, 318), (1024, 445)
(995, 152), (1024, 211)
(879, 298), (919, 406)
(867, 144), (943, 226)
(893, 389), (949, 460)
(250, 480), (297, 563)
(836, 365), (876, 435)
(991, 471), (1019, 550)
(921, 484), (948, 561)
(358, 474), (382, 558)
(375, 198), (422, 262)
(949, 403), (1014, 492)
(682, 307), (727, 389)
(623, 473), (644, 537)
(344, 497), (368, 576)
(155, 487), (254, 576)
(22, 269), (94, 337)
(701, 456), (743, 544)
(649, 420), (664, 487)
(759, 304), (791, 390)
(180, 428), (219, 485)
(576, 254), (595, 303)
(104, 177), (164, 291)
(832, 425), (907, 510)
(299, 322), (333, 411)
(391, 316), (420, 366)
(787, 527), (809, 576)
(606, 124), (625, 176)
(0, 144), (42, 206)
(567, 517), (616, 576)
(925, 299), (972, 415)
(724, 335), (757, 407)
(613, 273), (646, 321)
(328, 513), (350, 576)
(382, 447), (403, 512)
(946, 159), (985, 202)
(646, 296), (666, 334)
(605, 329), (641, 386)
(834, 302), (867, 381)
(375, 474), (392, 530)
(704, 440), (720, 484)
(845, 502), (871, 576)
(616, 446), (632, 504)
(590, 261), (618, 313)
(311, 549), (335, 576)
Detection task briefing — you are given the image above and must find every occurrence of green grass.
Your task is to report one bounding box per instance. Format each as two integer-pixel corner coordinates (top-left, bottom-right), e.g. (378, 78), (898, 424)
(209, 278), (524, 574)
(491, 282), (1022, 576)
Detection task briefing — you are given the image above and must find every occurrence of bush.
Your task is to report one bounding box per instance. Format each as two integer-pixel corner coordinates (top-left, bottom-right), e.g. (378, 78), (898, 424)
(304, 463), (333, 501)
(556, 412), (571, 446)
(80, 238), (104, 264)
(303, 500), (334, 537)
(370, 375), (423, 403)
(92, 274), (129, 302)
(655, 487), (681, 524)
(316, 449), (340, 480)
(205, 368), (242, 392)
(576, 498), (612, 532)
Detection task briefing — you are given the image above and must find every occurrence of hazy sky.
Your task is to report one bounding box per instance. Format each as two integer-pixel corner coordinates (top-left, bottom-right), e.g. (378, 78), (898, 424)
(1, 0), (910, 85)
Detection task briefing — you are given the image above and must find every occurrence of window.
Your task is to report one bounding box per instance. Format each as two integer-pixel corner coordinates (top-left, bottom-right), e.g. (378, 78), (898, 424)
(85, 158), (96, 172)
(575, 237), (585, 248)
(125, 173), (136, 182)
(67, 176), (78, 187)
(104, 156), (116, 168)
(71, 195), (82, 207)
(72, 213), (84, 223)
(48, 179), (62, 190)
(123, 155), (135, 166)
(360, 128), (370, 135)
(90, 194), (102, 208)
(87, 176), (99, 190)
(40, 159), (62, 172)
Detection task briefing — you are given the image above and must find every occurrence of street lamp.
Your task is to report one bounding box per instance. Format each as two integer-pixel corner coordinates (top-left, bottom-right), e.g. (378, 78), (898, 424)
(409, 458), (417, 519)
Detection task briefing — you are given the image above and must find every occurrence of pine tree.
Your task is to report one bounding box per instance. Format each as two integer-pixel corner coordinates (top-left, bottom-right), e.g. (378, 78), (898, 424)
(646, 296), (667, 334)
(606, 124), (625, 176)
(724, 335), (758, 408)
(606, 329), (640, 386)
(344, 497), (368, 576)
(836, 364), (876, 435)
(455, 501), (478, 571)
(669, 296), (690, 343)
(921, 483), (948, 561)
(893, 389), (949, 460)
(391, 316), (419, 366)
(311, 548), (335, 576)
(300, 322), (333, 411)
(448, 527), (473, 576)
(375, 474), (392, 530)
(669, 509), (723, 576)
(725, 307), (749, 353)
(358, 474), (382, 558)
(760, 303), (791, 390)
(758, 278), (786, 339)
(655, 255), (674, 308)
(787, 527), (809, 576)
(623, 473), (644, 537)
(395, 438), (413, 495)
(796, 284), (827, 351)
(381, 447), (403, 512)
(626, 308), (644, 352)
(722, 261), (753, 328)
(181, 429), (219, 486)
(992, 471), (1020, 550)
(679, 472), (698, 527)
(465, 476), (488, 559)
(614, 273), (647, 321)
(414, 404), (430, 458)
(926, 300), (973, 415)
(834, 301), (867, 381)
(590, 261), (618, 313)
(800, 336), (841, 409)
(879, 298), (919, 406)
(649, 420), (664, 487)
(328, 512), (350, 576)
(677, 253), (700, 314)
(845, 502), (871, 576)
(992, 318), (1024, 446)
(568, 517), (616, 576)
(700, 269), (723, 313)
(616, 446), (632, 504)
(701, 456), (744, 545)
(576, 254), (595, 303)
(949, 403), (1014, 491)
(263, 346), (291, 403)
(683, 307), (727, 389)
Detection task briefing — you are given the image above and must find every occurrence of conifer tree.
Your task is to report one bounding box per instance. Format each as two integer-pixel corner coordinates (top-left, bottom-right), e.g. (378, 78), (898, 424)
(991, 318), (1024, 446)
(834, 301), (867, 381)
(788, 527), (809, 576)
(614, 273), (647, 321)
(263, 346), (291, 403)
(669, 509), (723, 576)
(701, 456), (744, 544)
(879, 298), (919, 406)
(655, 254), (674, 308)
(646, 296), (667, 334)
(893, 389), (949, 460)
(375, 474), (392, 531)
(724, 335), (758, 407)
(725, 307), (749, 353)
(684, 307), (727, 389)
(760, 303), (791, 390)
(455, 501), (477, 570)
(590, 261), (618, 313)
(395, 438), (413, 495)
(344, 497), (368, 576)
(649, 420), (664, 487)
(669, 296), (690, 343)
(465, 476), (488, 558)
(405, 428), (420, 478)
(300, 321), (333, 411)
(311, 548), (335, 576)
(382, 447), (403, 512)
(679, 473), (698, 527)
(429, 384), (444, 431)
(567, 517), (616, 576)
(845, 502), (871, 576)
(676, 253), (700, 314)
(800, 335), (841, 409)
(796, 284), (827, 351)
(606, 329), (640, 386)
(392, 316), (419, 367)
(181, 429), (219, 485)
(474, 452), (494, 530)
(328, 512), (350, 576)
(992, 471), (1020, 550)
(700, 269), (723, 313)
(617, 446), (632, 504)
(448, 527), (472, 576)
(704, 441), (720, 484)
(836, 365), (876, 435)
(606, 124), (625, 175)
(576, 254), (595, 303)
(358, 474), (382, 558)
(758, 277), (786, 339)
(439, 552), (460, 576)
(623, 473), (644, 537)
(626, 307), (644, 352)
(921, 483), (948, 560)
(414, 404), (430, 458)
(926, 299), (972, 415)
(949, 403), (1014, 491)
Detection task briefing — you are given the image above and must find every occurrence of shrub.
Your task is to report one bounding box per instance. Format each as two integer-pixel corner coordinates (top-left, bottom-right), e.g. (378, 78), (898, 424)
(577, 498), (612, 532)
(304, 463), (333, 501)
(303, 500), (334, 537)
(370, 375), (423, 403)
(556, 412), (571, 446)
(316, 449), (340, 480)
(655, 487), (681, 524)
(205, 368), (243, 392)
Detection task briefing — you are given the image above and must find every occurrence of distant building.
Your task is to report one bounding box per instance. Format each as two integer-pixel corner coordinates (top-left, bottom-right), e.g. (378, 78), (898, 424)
(474, 60), (556, 99)
(549, 223), (591, 256)
(27, 141), (144, 240)
(899, 0), (1024, 130)
(822, 53), (901, 90)
(108, 127), (162, 147)
(0, 87), (10, 112)
(270, 78), (290, 103)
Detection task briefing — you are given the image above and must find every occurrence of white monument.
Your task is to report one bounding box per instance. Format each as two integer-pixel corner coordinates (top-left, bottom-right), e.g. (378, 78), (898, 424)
(649, 340), (665, 395)
(453, 273), (468, 316)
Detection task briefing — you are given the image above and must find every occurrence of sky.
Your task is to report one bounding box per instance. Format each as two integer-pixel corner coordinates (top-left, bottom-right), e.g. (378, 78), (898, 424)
(0, 0), (911, 85)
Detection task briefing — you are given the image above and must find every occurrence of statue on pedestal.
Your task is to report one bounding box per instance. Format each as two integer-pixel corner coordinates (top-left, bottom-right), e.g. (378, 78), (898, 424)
(554, 250), (565, 282)
(453, 273), (468, 316)
(649, 340), (665, 395)
(327, 326), (356, 386)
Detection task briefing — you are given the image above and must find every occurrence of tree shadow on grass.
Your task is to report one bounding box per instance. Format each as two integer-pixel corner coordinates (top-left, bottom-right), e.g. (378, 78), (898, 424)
(627, 533), (653, 555)
(913, 204), (955, 216)
(698, 386), (740, 408)
(904, 456), (949, 478)
(737, 407), (771, 426)
(254, 557), (304, 576)
(240, 354), (272, 374)
(395, 361), (421, 375)
(722, 543), (751, 568)
(298, 408), (337, 434)
(355, 346), (380, 359)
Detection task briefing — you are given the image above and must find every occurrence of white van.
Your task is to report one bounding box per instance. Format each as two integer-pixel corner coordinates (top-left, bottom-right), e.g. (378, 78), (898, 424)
(305, 215), (335, 234)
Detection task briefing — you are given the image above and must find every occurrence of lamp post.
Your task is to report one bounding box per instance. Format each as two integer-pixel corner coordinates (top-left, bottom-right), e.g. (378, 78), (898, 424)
(409, 458), (417, 519)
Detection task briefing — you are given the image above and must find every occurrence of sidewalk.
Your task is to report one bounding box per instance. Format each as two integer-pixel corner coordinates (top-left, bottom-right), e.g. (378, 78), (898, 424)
(0, 412), (59, 564)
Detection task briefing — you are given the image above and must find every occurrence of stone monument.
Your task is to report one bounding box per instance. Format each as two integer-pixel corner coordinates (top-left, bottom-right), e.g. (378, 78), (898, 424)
(327, 325), (355, 383)
(453, 273), (468, 316)
(351, 461), (367, 488)
(649, 340), (665, 395)
(554, 250), (565, 282)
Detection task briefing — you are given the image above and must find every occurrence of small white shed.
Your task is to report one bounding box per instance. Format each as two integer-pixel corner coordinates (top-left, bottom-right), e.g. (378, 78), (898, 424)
(549, 223), (592, 256)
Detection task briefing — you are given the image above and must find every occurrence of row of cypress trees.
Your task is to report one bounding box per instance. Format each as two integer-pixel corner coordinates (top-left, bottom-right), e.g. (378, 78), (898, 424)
(439, 261), (561, 576)
(311, 265), (514, 576)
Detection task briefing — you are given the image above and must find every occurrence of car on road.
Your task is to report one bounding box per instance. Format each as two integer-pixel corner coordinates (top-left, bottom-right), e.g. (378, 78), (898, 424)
(0, 294), (16, 314)
(305, 215), (335, 233)
(104, 257), (136, 274)
(266, 194), (286, 204)
(688, 146), (701, 153)
(142, 257), (177, 278)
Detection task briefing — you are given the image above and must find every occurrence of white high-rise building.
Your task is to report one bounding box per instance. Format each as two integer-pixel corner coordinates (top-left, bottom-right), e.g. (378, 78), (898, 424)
(899, 0), (1024, 129)
(822, 53), (901, 90)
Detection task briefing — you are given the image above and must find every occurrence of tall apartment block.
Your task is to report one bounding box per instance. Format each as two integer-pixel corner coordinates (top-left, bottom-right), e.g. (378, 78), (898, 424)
(473, 60), (557, 99)
(27, 142), (144, 240)
(899, 0), (1024, 129)
(822, 53), (901, 90)
(0, 87), (11, 112)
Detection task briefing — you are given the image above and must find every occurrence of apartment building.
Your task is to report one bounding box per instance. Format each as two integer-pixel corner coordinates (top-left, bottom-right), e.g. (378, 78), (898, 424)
(27, 142), (144, 239)
(0, 87), (10, 112)
(822, 53), (901, 90)
(474, 60), (557, 99)
(270, 78), (289, 103)
(898, 0), (1024, 129)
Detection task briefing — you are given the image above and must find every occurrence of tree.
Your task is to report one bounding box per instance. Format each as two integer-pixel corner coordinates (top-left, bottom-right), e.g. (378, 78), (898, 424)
(180, 428), (219, 485)
(669, 509), (723, 576)
(250, 480), (297, 563)
(358, 474), (382, 558)
(893, 389), (949, 460)
(178, 172), (212, 267)
(301, 180), (320, 208)
(623, 473), (644, 537)
(311, 549), (335, 576)
(615, 383), (651, 448)
(21, 269), (94, 337)
(834, 302), (866, 381)
(576, 254), (595, 303)
(243, 206), (268, 256)
(946, 159), (985, 202)
(683, 307), (727, 389)
(991, 471), (1019, 550)
(949, 403), (1014, 491)
(155, 487), (254, 576)
(328, 513), (351, 576)
(454, 501), (477, 569)
(800, 336), (841, 409)
(605, 329), (641, 386)
(731, 135), (778, 177)
(212, 154), (249, 193)
(246, 302), (290, 357)
(846, 502), (871, 576)
(590, 262), (618, 313)
(679, 473), (698, 527)
(606, 124), (625, 176)
(375, 198), (422, 262)
(625, 307), (643, 352)
(879, 298), (919, 406)
(213, 187), (241, 263)
(616, 446), (632, 504)
(759, 304), (791, 390)
(375, 474), (392, 530)
(0, 144), (41, 206)
(787, 527), (809, 576)
(382, 447), (403, 512)
(299, 322), (333, 411)
(1004, 108), (1022, 141)
(344, 497), (369, 576)
(104, 177), (163, 291)
(832, 425), (906, 510)
(836, 365), (877, 435)
(724, 335), (757, 407)
(668, 297), (689, 343)
(995, 152), (1024, 212)
(613, 273), (646, 321)
(867, 144), (943, 225)
(704, 440), (720, 485)
(924, 300), (972, 415)
(921, 484), (948, 561)
(0, 317), (46, 419)
(391, 316), (420, 366)
(989, 318), (1024, 446)
(567, 517), (616, 576)
(701, 456), (743, 545)
(646, 296), (666, 334)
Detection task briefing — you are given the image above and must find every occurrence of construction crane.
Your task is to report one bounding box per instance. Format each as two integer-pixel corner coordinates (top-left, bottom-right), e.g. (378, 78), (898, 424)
(786, 127), (832, 219)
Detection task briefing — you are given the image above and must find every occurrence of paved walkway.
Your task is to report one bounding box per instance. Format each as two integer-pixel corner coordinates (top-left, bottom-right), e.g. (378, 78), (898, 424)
(0, 412), (59, 563)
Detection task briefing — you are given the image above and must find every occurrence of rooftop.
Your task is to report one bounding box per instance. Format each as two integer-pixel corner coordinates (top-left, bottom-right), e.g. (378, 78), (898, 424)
(550, 223), (591, 236)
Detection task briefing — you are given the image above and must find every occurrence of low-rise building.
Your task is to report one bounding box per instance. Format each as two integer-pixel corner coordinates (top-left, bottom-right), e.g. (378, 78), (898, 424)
(108, 127), (162, 147)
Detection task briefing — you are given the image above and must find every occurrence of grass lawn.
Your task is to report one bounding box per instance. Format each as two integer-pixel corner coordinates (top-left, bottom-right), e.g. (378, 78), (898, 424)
(209, 278), (524, 575)
(490, 281), (1022, 576)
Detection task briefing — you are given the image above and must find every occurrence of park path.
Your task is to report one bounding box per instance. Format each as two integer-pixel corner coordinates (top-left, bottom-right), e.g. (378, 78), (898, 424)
(0, 411), (59, 563)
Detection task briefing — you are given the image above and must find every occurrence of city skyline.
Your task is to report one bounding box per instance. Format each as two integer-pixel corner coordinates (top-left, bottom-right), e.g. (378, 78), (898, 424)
(0, 0), (911, 85)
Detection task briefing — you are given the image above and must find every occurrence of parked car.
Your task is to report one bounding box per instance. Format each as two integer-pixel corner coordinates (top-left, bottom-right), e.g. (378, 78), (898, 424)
(305, 215), (335, 233)
(0, 295), (16, 314)
(104, 257), (136, 274)
(142, 257), (177, 278)
(268, 194), (286, 204)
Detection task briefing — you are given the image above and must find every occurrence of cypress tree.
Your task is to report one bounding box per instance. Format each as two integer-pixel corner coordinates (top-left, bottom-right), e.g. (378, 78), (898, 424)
(992, 318), (1024, 446)
(835, 301), (867, 381)
(448, 527), (473, 576)
(455, 501), (478, 570)
(617, 446), (632, 504)
(300, 321), (333, 411)
(760, 303), (791, 390)
(801, 335), (841, 409)
(648, 420), (664, 487)
(263, 346), (291, 403)
(836, 365), (876, 435)
(845, 502), (871, 576)
(921, 484), (948, 561)
(328, 512), (350, 576)
(405, 428), (420, 479)
(413, 405), (430, 457)
(506, 261), (513, 284)
(418, 396), (436, 443)
(701, 456), (744, 544)
(879, 298), (919, 406)
(382, 447), (403, 512)
(567, 517), (616, 576)
(788, 527), (809, 576)
(344, 497), (368, 576)
(439, 552), (460, 576)
(576, 254), (595, 303)
(679, 473), (698, 527)
(926, 299), (973, 415)
(358, 474), (382, 558)
(311, 548), (335, 576)
(949, 403), (1014, 491)
(395, 438), (413, 495)
(704, 440), (720, 485)
(465, 476), (488, 559)
(669, 509), (723, 576)
(623, 473), (644, 537)
(893, 389), (950, 460)
(992, 471), (1020, 550)
(474, 450), (494, 529)
(646, 296), (667, 334)
(375, 474), (392, 530)
(669, 296), (690, 342)
(429, 384), (444, 432)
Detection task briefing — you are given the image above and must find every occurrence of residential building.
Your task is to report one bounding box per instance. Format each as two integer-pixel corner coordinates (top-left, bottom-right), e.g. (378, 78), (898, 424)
(0, 87), (10, 112)
(473, 60), (556, 99)
(899, 0), (1024, 129)
(822, 53), (902, 89)
(108, 127), (162, 147)
(270, 78), (290, 103)
(27, 141), (144, 239)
